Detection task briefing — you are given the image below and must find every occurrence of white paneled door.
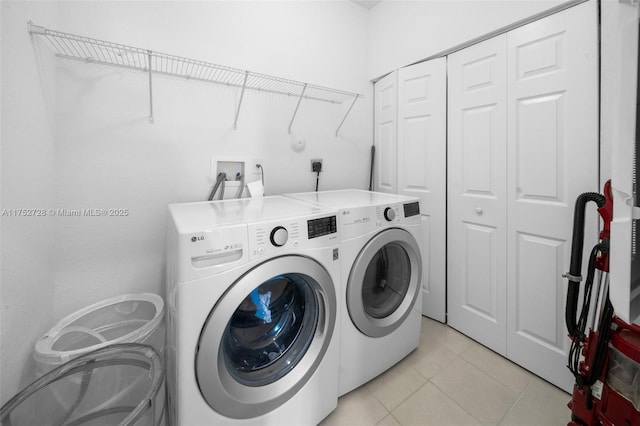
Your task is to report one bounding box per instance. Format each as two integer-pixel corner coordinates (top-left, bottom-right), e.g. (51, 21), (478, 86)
(374, 72), (398, 194)
(397, 59), (447, 322)
(505, 1), (598, 392)
(447, 35), (509, 355)
(448, 1), (598, 391)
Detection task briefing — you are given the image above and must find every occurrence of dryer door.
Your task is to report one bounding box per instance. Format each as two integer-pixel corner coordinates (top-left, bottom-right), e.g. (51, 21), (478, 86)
(347, 228), (422, 338)
(195, 255), (336, 419)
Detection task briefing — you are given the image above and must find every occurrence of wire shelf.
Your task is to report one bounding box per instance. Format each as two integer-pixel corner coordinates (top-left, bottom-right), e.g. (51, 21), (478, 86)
(28, 22), (363, 133)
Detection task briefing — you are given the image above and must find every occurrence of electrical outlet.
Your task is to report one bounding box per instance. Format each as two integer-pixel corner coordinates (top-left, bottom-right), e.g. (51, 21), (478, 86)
(311, 159), (323, 173)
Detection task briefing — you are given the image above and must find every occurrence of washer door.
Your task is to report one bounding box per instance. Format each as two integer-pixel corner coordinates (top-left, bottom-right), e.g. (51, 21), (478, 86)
(196, 255), (336, 419)
(347, 228), (422, 338)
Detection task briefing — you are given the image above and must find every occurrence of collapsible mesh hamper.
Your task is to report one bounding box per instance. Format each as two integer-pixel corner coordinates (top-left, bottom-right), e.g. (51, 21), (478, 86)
(1, 343), (165, 426)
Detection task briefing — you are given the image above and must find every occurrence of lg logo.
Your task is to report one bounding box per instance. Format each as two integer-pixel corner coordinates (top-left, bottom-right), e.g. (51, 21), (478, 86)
(191, 235), (205, 242)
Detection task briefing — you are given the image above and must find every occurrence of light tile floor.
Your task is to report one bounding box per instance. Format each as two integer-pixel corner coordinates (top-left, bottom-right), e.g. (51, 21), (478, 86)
(320, 316), (571, 426)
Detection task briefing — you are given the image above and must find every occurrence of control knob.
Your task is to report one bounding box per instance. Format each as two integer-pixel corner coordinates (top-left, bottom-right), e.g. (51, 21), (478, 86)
(384, 207), (396, 222)
(270, 226), (289, 247)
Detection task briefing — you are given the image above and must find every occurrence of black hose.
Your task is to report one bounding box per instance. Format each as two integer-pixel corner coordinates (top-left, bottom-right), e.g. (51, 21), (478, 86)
(565, 192), (606, 338)
(369, 145), (375, 191)
(568, 241), (609, 383)
(577, 242), (608, 339)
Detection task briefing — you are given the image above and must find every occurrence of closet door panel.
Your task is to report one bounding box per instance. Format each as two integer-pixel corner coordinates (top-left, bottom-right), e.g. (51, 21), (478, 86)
(462, 222), (499, 319)
(448, 35), (508, 354)
(515, 233), (565, 344)
(374, 71), (398, 193)
(402, 116), (430, 190)
(462, 105), (498, 195)
(515, 95), (564, 199)
(398, 58), (447, 322)
(506, 0), (599, 392)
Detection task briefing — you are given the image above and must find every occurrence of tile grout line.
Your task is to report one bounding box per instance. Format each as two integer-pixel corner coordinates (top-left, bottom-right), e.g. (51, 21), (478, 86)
(362, 385), (393, 425)
(494, 377), (532, 426)
(368, 363), (427, 415)
(430, 356), (522, 425)
(390, 351), (479, 426)
(428, 379), (483, 426)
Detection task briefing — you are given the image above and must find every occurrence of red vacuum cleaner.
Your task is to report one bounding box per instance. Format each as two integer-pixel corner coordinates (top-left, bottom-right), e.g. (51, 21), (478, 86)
(566, 180), (640, 426)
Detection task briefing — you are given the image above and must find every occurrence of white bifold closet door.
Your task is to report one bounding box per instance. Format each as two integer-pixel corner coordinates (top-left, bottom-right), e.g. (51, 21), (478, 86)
(447, 34), (509, 355)
(448, 1), (598, 392)
(373, 59), (447, 322)
(505, 1), (598, 392)
(397, 59), (447, 322)
(374, 71), (398, 194)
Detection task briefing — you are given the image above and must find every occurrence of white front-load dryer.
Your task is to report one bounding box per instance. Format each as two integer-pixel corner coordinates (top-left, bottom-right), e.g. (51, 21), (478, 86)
(285, 189), (423, 396)
(165, 196), (341, 425)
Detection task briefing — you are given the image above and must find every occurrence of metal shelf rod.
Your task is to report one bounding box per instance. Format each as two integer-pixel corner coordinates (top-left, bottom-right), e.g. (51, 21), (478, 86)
(54, 53), (347, 104)
(28, 22), (364, 130)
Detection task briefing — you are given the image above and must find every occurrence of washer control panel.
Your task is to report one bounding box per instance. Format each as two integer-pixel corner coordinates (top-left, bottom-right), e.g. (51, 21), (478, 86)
(252, 221), (300, 256)
(307, 215), (337, 239)
(248, 214), (338, 258)
(383, 207), (396, 221)
(270, 226), (289, 247)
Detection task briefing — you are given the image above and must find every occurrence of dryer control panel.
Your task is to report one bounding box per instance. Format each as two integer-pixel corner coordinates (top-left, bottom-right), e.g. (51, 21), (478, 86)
(376, 201), (420, 224)
(339, 202), (421, 240)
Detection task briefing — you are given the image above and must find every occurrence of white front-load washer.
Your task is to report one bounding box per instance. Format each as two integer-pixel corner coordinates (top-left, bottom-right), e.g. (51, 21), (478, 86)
(285, 189), (423, 396)
(165, 195), (341, 425)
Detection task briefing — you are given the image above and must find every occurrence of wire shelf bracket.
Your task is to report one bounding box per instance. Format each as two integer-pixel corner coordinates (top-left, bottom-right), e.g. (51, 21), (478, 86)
(27, 21), (364, 134)
(147, 50), (154, 123)
(288, 83), (307, 135)
(335, 96), (359, 137)
(233, 71), (249, 130)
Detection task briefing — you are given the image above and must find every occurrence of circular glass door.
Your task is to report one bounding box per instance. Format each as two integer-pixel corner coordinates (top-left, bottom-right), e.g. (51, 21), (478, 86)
(347, 228), (421, 338)
(196, 255), (336, 419)
(222, 274), (318, 387)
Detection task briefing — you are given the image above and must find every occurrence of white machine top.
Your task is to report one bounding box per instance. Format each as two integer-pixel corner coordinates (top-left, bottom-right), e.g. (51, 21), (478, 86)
(169, 195), (331, 234)
(168, 195), (340, 281)
(286, 189), (418, 208)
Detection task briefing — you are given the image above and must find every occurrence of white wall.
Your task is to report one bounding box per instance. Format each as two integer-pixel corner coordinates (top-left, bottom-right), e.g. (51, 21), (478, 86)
(0, 0), (591, 407)
(600, 0), (634, 187)
(368, 0), (574, 80)
(1, 0), (58, 406)
(1, 0), (371, 405)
